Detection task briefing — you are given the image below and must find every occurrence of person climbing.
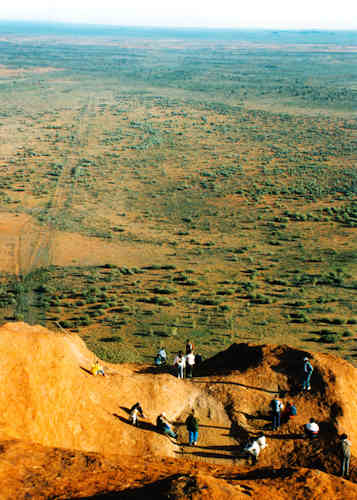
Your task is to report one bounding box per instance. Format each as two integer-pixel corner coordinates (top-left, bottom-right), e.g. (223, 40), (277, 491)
(129, 402), (145, 426)
(185, 350), (195, 378)
(91, 360), (106, 377)
(302, 357), (313, 391)
(304, 418), (319, 438)
(154, 353), (162, 366)
(156, 413), (177, 439)
(243, 438), (261, 465)
(185, 409), (199, 446)
(270, 397), (283, 430)
(256, 432), (267, 451)
(340, 433), (352, 478)
(185, 339), (194, 355)
(173, 351), (186, 379)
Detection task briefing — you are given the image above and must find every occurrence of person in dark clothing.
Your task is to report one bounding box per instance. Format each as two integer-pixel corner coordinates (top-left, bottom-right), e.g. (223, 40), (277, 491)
(195, 353), (203, 367)
(340, 433), (352, 478)
(185, 409), (199, 446)
(270, 397), (283, 430)
(185, 339), (194, 355)
(302, 357), (313, 391)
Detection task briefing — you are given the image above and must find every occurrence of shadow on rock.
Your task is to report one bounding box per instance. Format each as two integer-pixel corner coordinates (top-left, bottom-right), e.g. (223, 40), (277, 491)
(113, 414), (158, 433)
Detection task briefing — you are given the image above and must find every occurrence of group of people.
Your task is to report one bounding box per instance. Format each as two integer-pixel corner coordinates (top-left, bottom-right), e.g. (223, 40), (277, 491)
(174, 340), (203, 378)
(270, 398), (297, 431)
(155, 340), (203, 379)
(129, 403), (199, 446)
(242, 355), (352, 477)
(268, 356), (352, 477)
(92, 352), (353, 478)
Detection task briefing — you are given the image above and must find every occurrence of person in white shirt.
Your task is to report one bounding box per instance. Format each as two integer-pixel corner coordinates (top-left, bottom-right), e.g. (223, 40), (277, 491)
(129, 402), (145, 426)
(244, 433), (267, 465)
(173, 351), (186, 379)
(158, 347), (167, 364)
(244, 439), (261, 465)
(305, 418), (319, 438)
(185, 351), (195, 378)
(256, 433), (267, 450)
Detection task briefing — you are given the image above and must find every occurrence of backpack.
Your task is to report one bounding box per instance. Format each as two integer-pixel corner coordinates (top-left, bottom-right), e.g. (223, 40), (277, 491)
(290, 405), (297, 416)
(271, 399), (281, 412)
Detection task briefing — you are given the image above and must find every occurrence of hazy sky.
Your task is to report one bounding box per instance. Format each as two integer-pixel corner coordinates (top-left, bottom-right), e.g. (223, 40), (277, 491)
(0, 1), (356, 30)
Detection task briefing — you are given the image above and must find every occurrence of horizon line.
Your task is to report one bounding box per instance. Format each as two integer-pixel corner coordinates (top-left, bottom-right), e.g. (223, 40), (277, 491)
(1, 18), (357, 32)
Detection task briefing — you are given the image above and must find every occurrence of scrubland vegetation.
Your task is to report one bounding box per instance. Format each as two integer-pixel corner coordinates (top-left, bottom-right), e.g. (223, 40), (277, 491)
(0, 25), (355, 364)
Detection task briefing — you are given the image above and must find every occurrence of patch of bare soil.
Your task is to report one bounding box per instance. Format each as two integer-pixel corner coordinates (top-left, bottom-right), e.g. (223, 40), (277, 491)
(0, 65), (63, 76)
(53, 230), (172, 268)
(0, 211), (173, 274)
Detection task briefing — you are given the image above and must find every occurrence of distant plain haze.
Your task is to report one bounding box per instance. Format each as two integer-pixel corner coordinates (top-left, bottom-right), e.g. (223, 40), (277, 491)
(0, 0), (356, 30)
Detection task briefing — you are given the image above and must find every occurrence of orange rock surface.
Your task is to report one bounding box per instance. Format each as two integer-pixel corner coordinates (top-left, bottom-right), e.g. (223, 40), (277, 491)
(0, 322), (356, 498)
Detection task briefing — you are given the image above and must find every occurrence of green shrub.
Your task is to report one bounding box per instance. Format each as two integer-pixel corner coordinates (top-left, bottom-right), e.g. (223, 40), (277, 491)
(216, 288), (235, 296)
(195, 297), (220, 306)
(248, 293), (272, 304)
(289, 311), (308, 323)
(342, 330), (353, 337)
(152, 286), (177, 295)
(322, 334), (340, 344)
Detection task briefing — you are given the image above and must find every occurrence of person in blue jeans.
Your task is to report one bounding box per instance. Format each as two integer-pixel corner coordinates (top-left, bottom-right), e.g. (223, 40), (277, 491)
(302, 357), (313, 391)
(173, 351), (186, 379)
(185, 409), (199, 446)
(156, 413), (177, 439)
(270, 397), (283, 430)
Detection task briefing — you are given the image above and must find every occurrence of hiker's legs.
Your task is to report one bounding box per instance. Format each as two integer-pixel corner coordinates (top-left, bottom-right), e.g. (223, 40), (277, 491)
(164, 425), (177, 439)
(178, 365), (184, 379)
(249, 452), (258, 465)
(305, 429), (318, 439)
(276, 411), (281, 429)
(189, 430), (194, 445)
(131, 414), (137, 425)
(342, 455), (350, 477)
(272, 412), (280, 430)
(168, 428), (177, 438)
(303, 372), (311, 390)
(192, 430), (198, 445)
(187, 365), (192, 378)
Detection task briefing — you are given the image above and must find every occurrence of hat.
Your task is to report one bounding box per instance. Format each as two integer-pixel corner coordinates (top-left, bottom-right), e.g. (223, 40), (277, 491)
(304, 357), (309, 361)
(162, 412), (166, 417)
